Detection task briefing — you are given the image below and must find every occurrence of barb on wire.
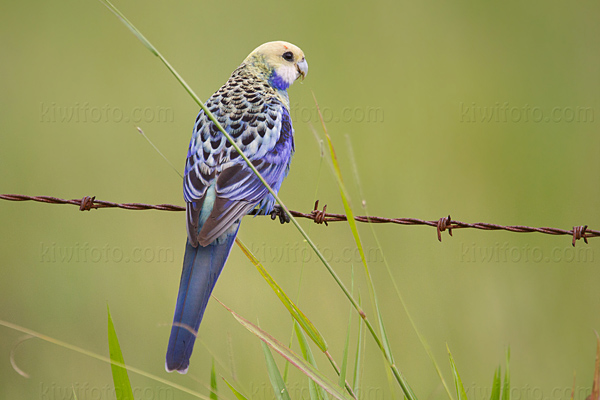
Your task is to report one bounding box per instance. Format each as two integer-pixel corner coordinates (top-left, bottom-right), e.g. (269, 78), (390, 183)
(1, 193), (598, 246)
(0, 194), (185, 212)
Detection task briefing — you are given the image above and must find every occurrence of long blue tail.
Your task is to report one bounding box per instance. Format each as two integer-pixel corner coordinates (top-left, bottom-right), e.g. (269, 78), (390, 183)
(165, 228), (239, 373)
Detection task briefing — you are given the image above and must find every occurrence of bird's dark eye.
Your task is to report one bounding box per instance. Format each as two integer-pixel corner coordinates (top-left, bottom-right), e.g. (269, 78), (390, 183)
(282, 51), (294, 62)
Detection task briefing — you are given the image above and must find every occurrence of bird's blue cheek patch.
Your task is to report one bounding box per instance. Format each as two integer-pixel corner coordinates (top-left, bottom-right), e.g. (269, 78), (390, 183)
(269, 71), (291, 91)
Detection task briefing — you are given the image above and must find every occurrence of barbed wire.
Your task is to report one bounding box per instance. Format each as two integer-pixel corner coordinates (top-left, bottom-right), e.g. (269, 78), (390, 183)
(1, 194), (597, 246)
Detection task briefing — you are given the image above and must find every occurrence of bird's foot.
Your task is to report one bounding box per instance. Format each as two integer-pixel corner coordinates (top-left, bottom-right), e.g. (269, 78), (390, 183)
(270, 205), (290, 224)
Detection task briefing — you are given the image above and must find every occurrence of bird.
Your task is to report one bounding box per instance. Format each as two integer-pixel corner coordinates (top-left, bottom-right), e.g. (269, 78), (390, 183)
(166, 41), (308, 373)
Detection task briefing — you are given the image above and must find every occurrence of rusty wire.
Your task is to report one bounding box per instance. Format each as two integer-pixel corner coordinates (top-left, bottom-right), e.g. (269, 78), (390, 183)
(1, 193), (598, 246)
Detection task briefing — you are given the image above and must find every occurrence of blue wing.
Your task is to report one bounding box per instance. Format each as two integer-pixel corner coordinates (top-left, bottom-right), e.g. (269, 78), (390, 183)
(167, 96), (294, 373)
(184, 97), (294, 246)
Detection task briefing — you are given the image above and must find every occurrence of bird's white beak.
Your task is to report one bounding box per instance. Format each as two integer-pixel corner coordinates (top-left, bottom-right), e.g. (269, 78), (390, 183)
(296, 58), (308, 80)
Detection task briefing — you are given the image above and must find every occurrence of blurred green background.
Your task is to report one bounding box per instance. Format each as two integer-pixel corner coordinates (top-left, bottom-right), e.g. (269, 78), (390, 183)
(1, 0), (599, 399)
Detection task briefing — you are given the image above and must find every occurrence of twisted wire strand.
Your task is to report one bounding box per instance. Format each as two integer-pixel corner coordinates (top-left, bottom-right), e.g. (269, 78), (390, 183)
(1, 194), (597, 246)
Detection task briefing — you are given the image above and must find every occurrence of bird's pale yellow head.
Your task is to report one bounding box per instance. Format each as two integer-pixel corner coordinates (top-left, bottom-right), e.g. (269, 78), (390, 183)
(244, 41), (308, 91)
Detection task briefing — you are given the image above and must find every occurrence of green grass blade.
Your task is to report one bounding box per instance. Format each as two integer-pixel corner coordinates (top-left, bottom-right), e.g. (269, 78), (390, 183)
(323, 132), (365, 264)
(502, 348), (510, 400)
(236, 238), (328, 352)
(375, 309), (394, 368)
(216, 298), (354, 400)
(239, 240), (354, 398)
(223, 378), (250, 400)
(322, 131), (372, 305)
(284, 131), (325, 387)
(98, 0), (157, 55)
(489, 366), (501, 400)
(345, 136), (454, 400)
(337, 327), (351, 398)
(325, 132), (395, 360)
(294, 322), (328, 400)
(107, 305), (134, 400)
(282, 330), (293, 384)
(590, 332), (600, 400)
(262, 341), (292, 400)
(136, 126), (183, 179)
(447, 345), (468, 400)
(210, 359), (218, 400)
(352, 292), (365, 395)
(339, 269), (353, 390)
(316, 99), (415, 400)
(0, 319), (211, 399)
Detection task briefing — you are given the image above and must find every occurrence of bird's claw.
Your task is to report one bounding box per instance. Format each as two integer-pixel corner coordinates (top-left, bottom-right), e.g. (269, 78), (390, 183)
(270, 205), (290, 224)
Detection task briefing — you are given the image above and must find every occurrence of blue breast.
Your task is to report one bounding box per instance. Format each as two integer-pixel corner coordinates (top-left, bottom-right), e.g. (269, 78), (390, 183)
(269, 71), (291, 91)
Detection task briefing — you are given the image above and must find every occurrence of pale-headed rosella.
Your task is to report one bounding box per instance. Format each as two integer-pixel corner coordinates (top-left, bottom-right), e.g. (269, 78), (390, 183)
(166, 41), (308, 373)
